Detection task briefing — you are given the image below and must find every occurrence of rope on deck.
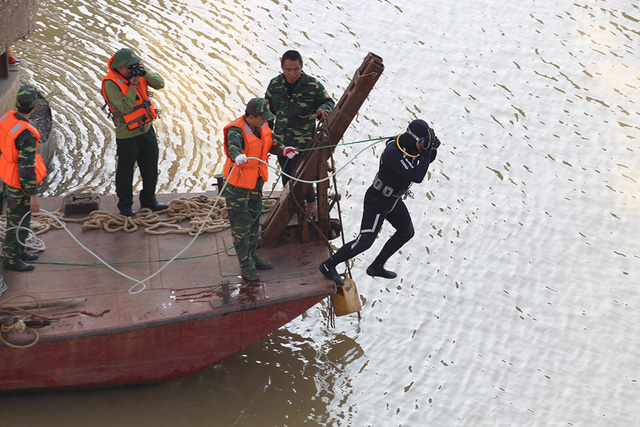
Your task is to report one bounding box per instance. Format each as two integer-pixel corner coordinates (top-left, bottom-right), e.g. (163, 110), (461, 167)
(0, 195), (273, 236)
(62, 195), (240, 235)
(0, 294), (47, 349)
(0, 195), (277, 258)
(0, 136), (387, 295)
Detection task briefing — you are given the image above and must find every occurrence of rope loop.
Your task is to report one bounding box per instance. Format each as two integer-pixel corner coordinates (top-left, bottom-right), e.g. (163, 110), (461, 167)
(0, 294), (45, 349)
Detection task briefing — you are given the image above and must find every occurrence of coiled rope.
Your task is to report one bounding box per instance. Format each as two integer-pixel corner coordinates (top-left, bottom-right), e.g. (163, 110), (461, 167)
(0, 294), (48, 349)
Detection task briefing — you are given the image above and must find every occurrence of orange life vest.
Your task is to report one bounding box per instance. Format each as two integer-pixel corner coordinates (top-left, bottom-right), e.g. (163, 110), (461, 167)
(223, 117), (274, 190)
(0, 110), (47, 189)
(101, 57), (158, 130)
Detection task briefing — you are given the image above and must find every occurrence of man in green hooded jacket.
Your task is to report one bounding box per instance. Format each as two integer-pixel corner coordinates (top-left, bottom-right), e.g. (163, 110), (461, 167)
(101, 48), (167, 217)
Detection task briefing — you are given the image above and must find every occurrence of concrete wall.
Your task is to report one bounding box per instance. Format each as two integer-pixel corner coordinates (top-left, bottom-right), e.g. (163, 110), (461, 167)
(0, 0), (39, 54)
(1, 0), (38, 112)
(1, 0), (55, 171)
(0, 61), (20, 114)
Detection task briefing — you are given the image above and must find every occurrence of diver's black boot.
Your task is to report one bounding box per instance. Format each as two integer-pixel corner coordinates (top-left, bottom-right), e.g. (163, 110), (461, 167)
(319, 260), (344, 286)
(366, 263), (397, 279)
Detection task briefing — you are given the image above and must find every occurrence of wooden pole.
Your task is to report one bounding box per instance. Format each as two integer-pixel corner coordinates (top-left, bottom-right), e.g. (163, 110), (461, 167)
(262, 53), (384, 246)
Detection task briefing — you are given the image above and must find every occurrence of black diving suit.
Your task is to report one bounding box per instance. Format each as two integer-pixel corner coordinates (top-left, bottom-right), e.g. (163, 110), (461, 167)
(320, 130), (439, 284)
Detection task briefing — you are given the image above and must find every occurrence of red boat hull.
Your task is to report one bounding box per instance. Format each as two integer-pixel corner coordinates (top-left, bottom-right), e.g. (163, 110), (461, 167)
(1, 295), (324, 392)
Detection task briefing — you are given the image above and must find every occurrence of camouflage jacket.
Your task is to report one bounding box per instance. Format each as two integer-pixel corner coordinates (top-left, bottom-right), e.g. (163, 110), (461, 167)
(265, 73), (334, 149)
(13, 113), (39, 196)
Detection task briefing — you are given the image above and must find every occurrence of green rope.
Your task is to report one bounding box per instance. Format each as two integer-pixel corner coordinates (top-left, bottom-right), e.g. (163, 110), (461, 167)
(298, 136), (392, 152)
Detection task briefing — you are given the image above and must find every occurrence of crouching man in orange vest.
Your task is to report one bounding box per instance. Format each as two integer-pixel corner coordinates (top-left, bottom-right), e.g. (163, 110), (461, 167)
(0, 85), (47, 272)
(223, 98), (299, 281)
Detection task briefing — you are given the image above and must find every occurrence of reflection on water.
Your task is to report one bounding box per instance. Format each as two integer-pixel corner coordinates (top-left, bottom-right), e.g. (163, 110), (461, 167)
(4, 0), (640, 425)
(20, 0), (277, 197)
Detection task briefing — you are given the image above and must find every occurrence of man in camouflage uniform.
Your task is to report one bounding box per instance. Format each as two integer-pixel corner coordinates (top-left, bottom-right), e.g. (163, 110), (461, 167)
(223, 98), (298, 282)
(265, 50), (335, 214)
(0, 86), (47, 272)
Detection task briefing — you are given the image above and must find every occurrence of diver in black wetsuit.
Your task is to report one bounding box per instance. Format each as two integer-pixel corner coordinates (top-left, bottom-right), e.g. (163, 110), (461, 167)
(319, 119), (441, 286)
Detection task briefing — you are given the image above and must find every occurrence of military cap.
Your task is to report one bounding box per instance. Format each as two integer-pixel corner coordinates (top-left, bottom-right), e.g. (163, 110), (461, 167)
(16, 85), (37, 110)
(246, 98), (274, 121)
(111, 48), (142, 68)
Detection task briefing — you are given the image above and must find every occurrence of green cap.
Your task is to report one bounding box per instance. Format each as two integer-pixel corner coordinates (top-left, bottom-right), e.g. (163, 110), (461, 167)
(246, 98), (274, 121)
(111, 48), (142, 68)
(16, 85), (37, 110)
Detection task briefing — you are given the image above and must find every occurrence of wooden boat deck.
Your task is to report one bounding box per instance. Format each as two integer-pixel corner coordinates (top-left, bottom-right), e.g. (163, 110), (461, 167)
(2, 193), (333, 334)
(0, 193), (334, 391)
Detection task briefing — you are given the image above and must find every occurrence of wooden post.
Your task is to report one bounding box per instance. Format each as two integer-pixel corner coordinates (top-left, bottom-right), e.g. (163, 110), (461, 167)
(0, 51), (8, 80)
(262, 53), (384, 246)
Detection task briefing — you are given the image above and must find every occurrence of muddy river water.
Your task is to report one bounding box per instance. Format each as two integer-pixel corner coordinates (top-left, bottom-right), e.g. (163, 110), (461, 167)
(2, 0), (639, 425)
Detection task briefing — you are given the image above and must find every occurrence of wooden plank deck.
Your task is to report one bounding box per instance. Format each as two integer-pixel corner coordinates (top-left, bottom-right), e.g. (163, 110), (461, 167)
(0, 193), (335, 391)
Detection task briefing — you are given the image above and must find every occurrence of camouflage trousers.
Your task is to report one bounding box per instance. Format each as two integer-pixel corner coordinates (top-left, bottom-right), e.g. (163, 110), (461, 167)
(3, 185), (31, 265)
(224, 182), (263, 274)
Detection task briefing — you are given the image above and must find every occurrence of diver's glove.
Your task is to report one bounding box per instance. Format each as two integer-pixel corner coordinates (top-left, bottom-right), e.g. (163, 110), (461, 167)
(421, 128), (440, 151)
(235, 154), (248, 165)
(430, 135), (441, 151)
(283, 146), (299, 159)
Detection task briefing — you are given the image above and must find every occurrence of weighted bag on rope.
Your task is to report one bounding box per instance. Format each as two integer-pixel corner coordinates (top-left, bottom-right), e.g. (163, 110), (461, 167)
(331, 277), (361, 316)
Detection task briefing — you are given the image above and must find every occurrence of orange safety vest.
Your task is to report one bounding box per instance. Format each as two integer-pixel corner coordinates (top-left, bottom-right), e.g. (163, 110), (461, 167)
(101, 56), (158, 130)
(223, 117), (275, 190)
(0, 110), (47, 189)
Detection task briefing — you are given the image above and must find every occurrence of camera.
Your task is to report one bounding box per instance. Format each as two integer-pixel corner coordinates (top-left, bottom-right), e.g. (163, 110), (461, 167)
(128, 63), (146, 77)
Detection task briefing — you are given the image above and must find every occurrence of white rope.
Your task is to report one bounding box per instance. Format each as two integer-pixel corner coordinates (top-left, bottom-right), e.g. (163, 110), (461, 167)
(0, 277), (6, 299)
(0, 216), (43, 299)
(5, 140), (381, 294)
(264, 140), (379, 184)
(0, 222), (46, 253)
(7, 178), (238, 294)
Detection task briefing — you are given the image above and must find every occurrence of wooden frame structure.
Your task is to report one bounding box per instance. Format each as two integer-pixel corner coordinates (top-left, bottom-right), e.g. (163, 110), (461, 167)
(262, 53), (384, 246)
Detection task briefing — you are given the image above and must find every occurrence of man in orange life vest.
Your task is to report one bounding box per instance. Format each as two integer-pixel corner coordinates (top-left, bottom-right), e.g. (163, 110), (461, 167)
(101, 48), (167, 217)
(0, 85), (47, 272)
(223, 98), (299, 282)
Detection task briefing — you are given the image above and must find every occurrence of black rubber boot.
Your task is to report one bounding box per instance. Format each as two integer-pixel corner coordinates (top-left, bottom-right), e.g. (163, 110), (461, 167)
(241, 269), (261, 282)
(119, 207), (136, 217)
(319, 261), (344, 286)
(3, 260), (35, 272)
(21, 252), (39, 261)
(366, 263), (397, 279)
(142, 201), (169, 211)
(253, 253), (274, 270)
